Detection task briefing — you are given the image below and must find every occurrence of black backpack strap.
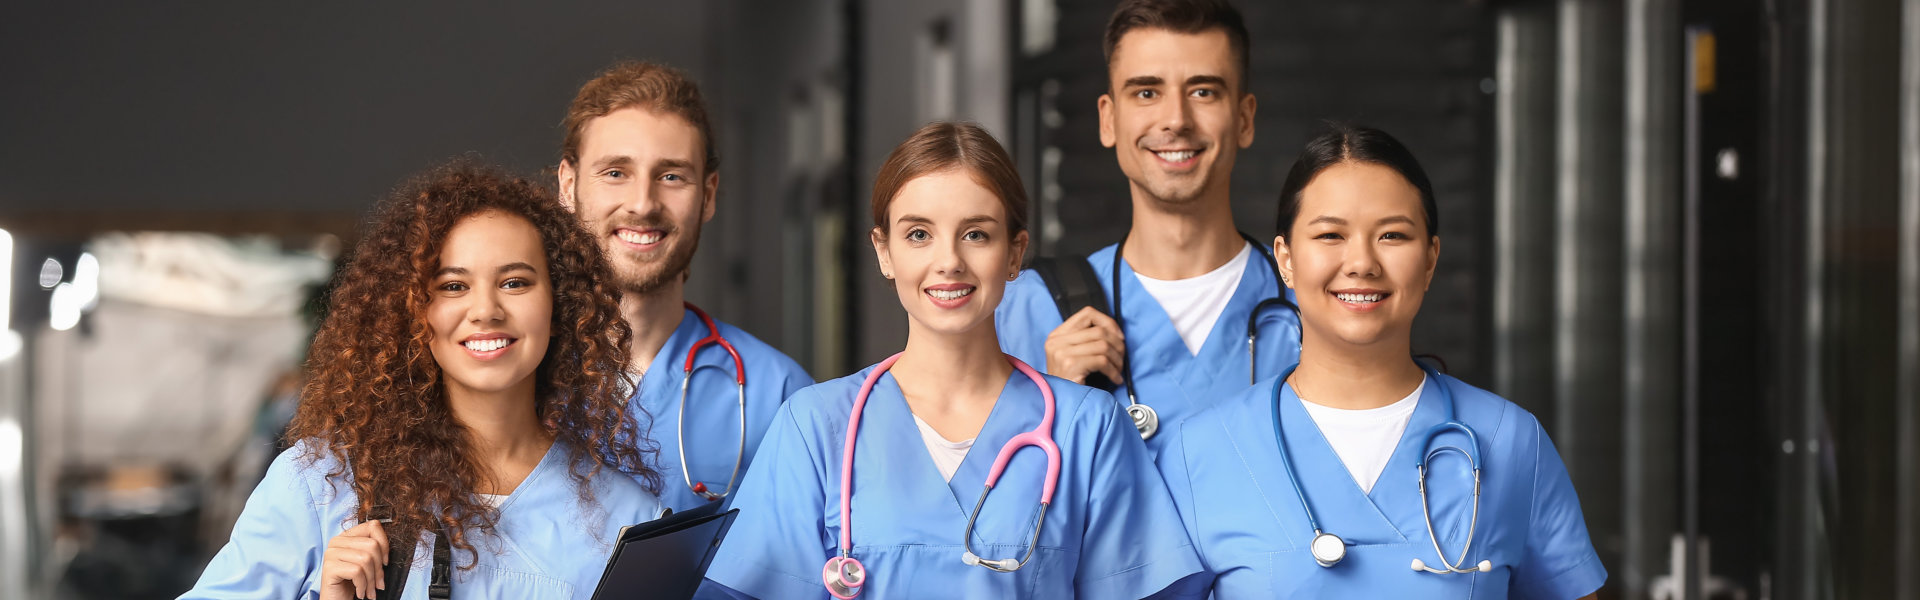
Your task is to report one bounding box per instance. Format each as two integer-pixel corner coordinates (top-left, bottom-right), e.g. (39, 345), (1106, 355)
(1028, 254), (1116, 390)
(374, 521), (451, 600)
(369, 507), (409, 600)
(1030, 254), (1108, 321)
(428, 526), (452, 599)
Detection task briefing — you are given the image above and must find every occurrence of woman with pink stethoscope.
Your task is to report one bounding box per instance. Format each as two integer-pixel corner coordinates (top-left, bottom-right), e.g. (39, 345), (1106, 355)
(697, 122), (1207, 599)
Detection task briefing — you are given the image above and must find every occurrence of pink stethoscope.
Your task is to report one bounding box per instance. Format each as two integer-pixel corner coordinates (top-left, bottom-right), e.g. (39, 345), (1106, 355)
(821, 352), (1062, 599)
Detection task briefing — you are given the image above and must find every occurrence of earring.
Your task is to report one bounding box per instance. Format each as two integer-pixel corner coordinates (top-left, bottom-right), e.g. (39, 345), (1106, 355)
(882, 271), (893, 279)
(1008, 272), (1019, 281)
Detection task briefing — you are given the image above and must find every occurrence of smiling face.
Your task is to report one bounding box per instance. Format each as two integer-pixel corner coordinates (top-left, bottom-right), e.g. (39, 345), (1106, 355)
(871, 169), (1029, 337)
(1275, 161), (1440, 352)
(558, 106), (716, 295)
(426, 211), (554, 401)
(1098, 27), (1256, 208)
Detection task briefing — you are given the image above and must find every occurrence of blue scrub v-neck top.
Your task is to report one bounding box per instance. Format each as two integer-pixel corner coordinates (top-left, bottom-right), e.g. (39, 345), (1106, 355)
(994, 242), (1301, 459)
(631, 307), (814, 513)
(184, 439), (665, 599)
(1156, 374), (1607, 599)
(702, 362), (1208, 599)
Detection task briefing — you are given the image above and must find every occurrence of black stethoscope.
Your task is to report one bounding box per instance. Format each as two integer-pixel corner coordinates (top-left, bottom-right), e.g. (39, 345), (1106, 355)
(1270, 362), (1493, 575)
(1108, 231), (1298, 439)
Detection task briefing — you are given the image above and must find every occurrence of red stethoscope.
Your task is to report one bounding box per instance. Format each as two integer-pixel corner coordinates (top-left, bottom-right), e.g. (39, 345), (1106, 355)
(678, 302), (746, 502)
(821, 352), (1062, 599)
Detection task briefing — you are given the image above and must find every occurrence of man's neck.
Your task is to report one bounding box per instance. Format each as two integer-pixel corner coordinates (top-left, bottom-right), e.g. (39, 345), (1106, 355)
(1122, 184), (1245, 280)
(621, 280), (688, 374)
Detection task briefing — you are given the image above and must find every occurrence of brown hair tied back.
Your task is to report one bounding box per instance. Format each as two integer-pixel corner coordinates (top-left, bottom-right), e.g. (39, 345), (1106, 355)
(870, 121), (1030, 237)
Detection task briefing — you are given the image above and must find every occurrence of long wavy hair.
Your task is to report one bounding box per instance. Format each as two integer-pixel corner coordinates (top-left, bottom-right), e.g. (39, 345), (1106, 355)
(287, 161), (659, 567)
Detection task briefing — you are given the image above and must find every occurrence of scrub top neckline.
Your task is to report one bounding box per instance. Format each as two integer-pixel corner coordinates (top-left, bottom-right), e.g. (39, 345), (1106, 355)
(873, 367), (1024, 524)
(487, 438), (563, 513)
(1268, 378), (1454, 545)
(1103, 241), (1281, 402)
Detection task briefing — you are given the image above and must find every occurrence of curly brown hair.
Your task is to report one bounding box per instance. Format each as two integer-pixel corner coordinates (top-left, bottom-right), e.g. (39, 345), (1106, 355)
(287, 161), (659, 568)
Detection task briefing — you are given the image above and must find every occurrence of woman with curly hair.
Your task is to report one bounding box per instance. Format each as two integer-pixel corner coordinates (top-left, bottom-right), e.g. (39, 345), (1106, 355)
(182, 163), (664, 599)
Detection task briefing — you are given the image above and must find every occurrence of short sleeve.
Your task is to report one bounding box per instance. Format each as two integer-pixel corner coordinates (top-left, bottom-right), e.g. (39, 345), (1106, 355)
(702, 399), (835, 599)
(180, 447), (327, 599)
(1513, 424), (1607, 599)
(994, 269), (1063, 371)
(1072, 388), (1208, 599)
(773, 355), (816, 403)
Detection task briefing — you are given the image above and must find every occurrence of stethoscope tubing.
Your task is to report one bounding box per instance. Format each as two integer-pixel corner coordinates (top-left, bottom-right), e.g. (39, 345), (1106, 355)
(1109, 231), (1295, 437)
(677, 302), (748, 502)
(834, 353), (1062, 584)
(1271, 361), (1488, 575)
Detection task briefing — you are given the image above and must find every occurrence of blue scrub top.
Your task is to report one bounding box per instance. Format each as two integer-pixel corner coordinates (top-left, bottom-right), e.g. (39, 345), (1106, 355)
(634, 307), (814, 512)
(995, 242), (1300, 458)
(1156, 374), (1608, 599)
(183, 439), (665, 599)
(701, 362), (1208, 599)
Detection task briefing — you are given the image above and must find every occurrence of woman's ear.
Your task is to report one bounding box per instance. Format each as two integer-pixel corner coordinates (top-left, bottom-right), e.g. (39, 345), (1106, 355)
(1009, 230), (1031, 279)
(1425, 236), (1442, 291)
(1272, 235), (1294, 289)
(870, 227), (894, 280)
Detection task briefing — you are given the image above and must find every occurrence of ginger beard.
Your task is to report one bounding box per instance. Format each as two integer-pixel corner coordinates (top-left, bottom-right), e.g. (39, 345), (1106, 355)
(588, 199), (703, 295)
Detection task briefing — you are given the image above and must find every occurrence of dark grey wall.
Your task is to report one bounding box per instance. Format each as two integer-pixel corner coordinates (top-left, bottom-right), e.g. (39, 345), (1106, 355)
(1020, 0), (1497, 384)
(0, 2), (707, 216)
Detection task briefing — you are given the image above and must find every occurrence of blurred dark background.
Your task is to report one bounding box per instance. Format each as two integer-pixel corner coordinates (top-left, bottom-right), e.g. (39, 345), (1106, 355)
(2, 0), (1915, 598)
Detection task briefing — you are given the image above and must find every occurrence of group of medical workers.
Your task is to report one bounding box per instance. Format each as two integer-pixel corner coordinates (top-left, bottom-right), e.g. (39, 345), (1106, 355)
(178, 0), (1606, 598)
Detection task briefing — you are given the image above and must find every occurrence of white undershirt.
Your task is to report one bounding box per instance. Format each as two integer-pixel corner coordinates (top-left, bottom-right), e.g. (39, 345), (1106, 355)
(911, 414), (976, 482)
(1298, 376), (1425, 494)
(1132, 244), (1252, 356)
(478, 493), (507, 508)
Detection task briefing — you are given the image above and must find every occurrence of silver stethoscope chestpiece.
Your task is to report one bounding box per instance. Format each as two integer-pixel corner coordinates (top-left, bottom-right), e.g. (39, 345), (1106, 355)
(1126, 403), (1159, 440)
(1310, 532), (1346, 568)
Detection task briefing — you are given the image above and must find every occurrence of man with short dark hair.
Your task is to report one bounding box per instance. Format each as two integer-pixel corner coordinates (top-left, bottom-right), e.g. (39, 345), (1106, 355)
(996, 0), (1300, 459)
(557, 61), (813, 513)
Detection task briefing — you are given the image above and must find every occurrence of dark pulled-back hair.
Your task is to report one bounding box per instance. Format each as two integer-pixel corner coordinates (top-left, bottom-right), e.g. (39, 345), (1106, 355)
(1103, 0), (1252, 92)
(1275, 122), (1439, 242)
(288, 161), (658, 568)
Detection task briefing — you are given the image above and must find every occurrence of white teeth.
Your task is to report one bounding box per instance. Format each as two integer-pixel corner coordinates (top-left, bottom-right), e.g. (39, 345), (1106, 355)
(927, 287), (974, 301)
(1155, 150), (1197, 162)
(463, 338), (511, 352)
(1335, 293), (1384, 303)
(616, 230), (662, 245)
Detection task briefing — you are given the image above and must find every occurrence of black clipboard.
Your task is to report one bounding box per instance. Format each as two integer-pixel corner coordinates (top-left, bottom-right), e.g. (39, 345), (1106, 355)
(590, 504), (739, 600)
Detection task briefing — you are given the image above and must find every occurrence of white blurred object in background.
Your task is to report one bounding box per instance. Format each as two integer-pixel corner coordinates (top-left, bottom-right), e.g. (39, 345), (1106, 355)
(29, 232), (333, 596)
(88, 232), (333, 318)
